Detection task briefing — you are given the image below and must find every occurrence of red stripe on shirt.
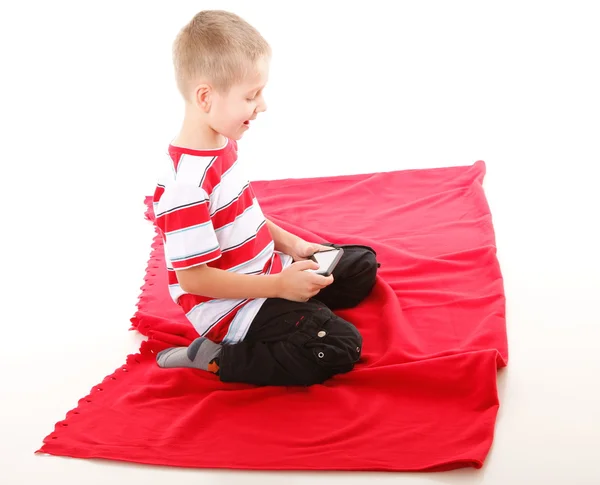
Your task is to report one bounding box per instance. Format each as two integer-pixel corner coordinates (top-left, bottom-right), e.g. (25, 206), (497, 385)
(202, 152), (236, 194)
(167, 151), (184, 172)
(267, 253), (283, 275)
(155, 201), (211, 234)
(153, 185), (165, 200)
(217, 223), (273, 271)
(177, 291), (212, 312)
(211, 185), (254, 230)
(167, 270), (179, 286)
(204, 308), (242, 342)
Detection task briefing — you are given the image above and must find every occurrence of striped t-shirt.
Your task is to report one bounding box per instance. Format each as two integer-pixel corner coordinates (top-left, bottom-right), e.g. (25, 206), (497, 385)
(152, 139), (292, 344)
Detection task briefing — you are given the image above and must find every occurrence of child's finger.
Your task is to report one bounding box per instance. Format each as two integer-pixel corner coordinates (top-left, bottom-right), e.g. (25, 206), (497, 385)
(311, 274), (334, 287)
(293, 259), (319, 271)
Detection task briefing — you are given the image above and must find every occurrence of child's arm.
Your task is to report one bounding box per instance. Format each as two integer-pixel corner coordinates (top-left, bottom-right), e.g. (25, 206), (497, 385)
(266, 219), (330, 261)
(266, 219), (301, 255)
(176, 260), (332, 302)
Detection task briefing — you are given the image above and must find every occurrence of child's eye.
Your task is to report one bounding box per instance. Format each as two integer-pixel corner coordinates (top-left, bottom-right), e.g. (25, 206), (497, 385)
(247, 90), (261, 101)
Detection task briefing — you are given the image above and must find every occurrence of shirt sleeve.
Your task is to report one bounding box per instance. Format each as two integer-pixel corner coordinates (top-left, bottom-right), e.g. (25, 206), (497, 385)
(154, 182), (221, 270)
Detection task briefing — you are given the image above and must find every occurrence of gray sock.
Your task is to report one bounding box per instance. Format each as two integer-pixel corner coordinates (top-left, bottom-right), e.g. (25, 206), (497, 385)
(156, 337), (222, 373)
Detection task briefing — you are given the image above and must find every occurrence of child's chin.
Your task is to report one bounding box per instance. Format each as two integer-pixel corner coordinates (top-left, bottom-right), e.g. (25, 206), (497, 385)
(216, 130), (243, 142)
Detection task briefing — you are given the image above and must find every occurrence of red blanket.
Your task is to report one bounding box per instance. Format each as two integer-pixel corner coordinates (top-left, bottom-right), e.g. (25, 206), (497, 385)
(39, 161), (507, 471)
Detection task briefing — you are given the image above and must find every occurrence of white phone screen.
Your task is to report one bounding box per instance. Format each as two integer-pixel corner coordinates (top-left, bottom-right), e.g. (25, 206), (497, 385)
(308, 249), (341, 274)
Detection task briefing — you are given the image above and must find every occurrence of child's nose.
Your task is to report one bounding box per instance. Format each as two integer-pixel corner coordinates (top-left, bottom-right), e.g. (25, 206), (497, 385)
(258, 98), (267, 113)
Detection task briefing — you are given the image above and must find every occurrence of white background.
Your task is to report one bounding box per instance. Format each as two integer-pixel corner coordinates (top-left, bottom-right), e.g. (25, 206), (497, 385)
(1, 1), (599, 484)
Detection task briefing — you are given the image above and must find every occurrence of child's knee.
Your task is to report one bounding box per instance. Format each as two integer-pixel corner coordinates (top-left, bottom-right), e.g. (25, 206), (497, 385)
(326, 318), (363, 372)
(358, 250), (378, 288)
(301, 311), (362, 376)
(343, 250), (379, 306)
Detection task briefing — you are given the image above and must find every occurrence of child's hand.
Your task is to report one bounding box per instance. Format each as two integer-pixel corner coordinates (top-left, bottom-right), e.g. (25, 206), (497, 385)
(275, 260), (334, 302)
(290, 240), (331, 262)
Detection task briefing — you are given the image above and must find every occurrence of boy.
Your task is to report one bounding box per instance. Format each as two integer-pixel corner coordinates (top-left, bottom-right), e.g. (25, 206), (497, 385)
(153, 10), (378, 386)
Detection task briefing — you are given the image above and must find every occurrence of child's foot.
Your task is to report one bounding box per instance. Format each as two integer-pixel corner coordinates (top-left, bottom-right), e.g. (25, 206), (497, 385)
(156, 337), (221, 374)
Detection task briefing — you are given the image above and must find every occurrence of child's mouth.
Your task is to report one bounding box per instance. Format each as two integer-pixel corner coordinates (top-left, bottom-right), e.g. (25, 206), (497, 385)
(243, 120), (250, 125)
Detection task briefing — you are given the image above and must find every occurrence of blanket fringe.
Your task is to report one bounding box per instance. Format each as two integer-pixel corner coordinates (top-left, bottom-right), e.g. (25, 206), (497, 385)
(36, 348), (154, 454)
(130, 197), (161, 337)
(38, 197), (163, 455)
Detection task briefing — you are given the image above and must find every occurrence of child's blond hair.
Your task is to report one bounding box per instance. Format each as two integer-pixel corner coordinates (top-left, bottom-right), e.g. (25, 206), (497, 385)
(173, 10), (271, 99)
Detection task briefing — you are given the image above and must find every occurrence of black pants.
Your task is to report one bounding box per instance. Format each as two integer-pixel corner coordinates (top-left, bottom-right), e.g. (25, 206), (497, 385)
(219, 245), (379, 386)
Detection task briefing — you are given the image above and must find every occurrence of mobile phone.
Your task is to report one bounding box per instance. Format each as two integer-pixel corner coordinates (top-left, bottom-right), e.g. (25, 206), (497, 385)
(307, 248), (344, 277)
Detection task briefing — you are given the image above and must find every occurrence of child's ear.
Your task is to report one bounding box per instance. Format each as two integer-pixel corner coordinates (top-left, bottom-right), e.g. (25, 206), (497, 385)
(193, 84), (212, 113)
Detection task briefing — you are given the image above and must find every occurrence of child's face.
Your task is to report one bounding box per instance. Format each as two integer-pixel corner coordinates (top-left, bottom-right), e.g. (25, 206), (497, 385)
(210, 58), (269, 141)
